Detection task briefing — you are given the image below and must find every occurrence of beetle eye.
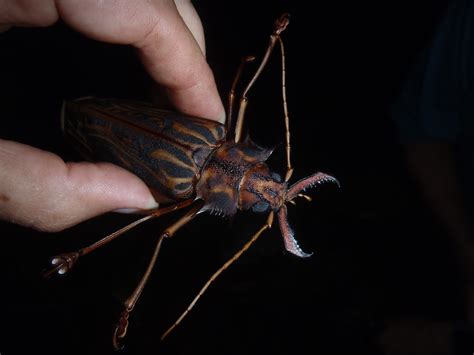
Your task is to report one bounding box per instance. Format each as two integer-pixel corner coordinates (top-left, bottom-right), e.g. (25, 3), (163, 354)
(252, 201), (270, 213)
(271, 172), (282, 182)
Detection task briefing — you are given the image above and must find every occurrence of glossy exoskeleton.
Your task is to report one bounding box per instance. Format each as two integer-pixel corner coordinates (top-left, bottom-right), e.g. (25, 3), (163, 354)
(44, 14), (338, 349)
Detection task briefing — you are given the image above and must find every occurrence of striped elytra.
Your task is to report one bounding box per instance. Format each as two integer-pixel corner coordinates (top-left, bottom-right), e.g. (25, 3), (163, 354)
(62, 97), (226, 203)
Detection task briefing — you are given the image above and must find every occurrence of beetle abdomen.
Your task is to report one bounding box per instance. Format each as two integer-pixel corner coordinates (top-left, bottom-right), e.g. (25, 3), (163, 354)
(62, 98), (226, 203)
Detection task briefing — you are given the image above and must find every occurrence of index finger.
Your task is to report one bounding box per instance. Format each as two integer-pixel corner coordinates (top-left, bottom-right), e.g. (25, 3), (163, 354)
(56, 0), (225, 123)
(134, 1), (225, 123)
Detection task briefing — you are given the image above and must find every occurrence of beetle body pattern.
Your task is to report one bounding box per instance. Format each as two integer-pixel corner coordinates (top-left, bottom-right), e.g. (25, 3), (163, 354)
(63, 97), (335, 253)
(45, 13), (338, 349)
(63, 98), (226, 203)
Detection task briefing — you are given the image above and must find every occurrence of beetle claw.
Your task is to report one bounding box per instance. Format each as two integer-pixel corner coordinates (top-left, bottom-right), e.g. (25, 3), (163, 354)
(42, 252), (80, 279)
(112, 309), (130, 350)
(274, 13), (290, 35)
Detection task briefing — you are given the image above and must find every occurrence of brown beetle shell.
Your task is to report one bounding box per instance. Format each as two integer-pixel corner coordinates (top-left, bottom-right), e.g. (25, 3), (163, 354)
(195, 139), (274, 216)
(62, 97), (226, 203)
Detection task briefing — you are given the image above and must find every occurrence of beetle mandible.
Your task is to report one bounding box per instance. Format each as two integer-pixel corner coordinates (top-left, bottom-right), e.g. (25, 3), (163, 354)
(43, 13), (339, 349)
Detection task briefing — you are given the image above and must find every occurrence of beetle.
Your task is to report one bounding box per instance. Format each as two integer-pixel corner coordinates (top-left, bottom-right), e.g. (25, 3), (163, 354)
(43, 13), (338, 349)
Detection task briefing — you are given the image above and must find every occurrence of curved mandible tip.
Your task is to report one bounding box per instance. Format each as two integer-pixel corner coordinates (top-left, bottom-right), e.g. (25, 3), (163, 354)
(287, 172), (340, 201)
(278, 204), (312, 258)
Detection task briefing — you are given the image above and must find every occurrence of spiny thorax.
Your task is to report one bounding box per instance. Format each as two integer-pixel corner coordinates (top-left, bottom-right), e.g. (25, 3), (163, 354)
(195, 139), (276, 216)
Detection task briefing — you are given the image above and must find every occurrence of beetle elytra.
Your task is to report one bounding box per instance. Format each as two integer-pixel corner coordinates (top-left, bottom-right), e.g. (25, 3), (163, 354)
(43, 13), (338, 349)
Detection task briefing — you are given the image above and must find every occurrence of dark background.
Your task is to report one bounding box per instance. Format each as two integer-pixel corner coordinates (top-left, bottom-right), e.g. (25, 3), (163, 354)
(0, 1), (471, 354)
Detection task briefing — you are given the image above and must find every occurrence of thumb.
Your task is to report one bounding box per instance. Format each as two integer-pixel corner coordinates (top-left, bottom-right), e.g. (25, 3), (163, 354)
(0, 139), (158, 232)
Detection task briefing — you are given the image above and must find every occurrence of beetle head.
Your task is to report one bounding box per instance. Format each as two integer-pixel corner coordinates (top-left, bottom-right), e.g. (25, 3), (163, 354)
(239, 165), (339, 258)
(238, 163), (287, 213)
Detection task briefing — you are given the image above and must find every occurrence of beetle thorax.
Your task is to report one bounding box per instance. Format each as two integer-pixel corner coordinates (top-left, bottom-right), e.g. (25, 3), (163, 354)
(195, 139), (283, 216)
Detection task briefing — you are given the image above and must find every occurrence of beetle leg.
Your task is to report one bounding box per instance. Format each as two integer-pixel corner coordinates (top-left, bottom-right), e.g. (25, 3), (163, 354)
(42, 199), (195, 279)
(234, 14), (290, 143)
(112, 200), (204, 350)
(226, 56), (255, 136)
(161, 211), (274, 340)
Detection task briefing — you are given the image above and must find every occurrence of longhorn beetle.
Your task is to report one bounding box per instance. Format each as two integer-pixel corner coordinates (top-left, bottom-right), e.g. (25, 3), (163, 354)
(43, 13), (339, 349)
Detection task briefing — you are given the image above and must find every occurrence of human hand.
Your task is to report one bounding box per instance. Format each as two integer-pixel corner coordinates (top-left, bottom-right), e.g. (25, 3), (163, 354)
(0, 0), (225, 232)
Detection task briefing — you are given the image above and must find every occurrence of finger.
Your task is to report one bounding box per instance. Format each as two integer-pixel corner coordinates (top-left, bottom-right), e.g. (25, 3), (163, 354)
(175, 0), (206, 54)
(56, 0), (225, 123)
(147, 0), (225, 122)
(0, 139), (158, 232)
(134, 0), (225, 123)
(0, 0), (58, 27)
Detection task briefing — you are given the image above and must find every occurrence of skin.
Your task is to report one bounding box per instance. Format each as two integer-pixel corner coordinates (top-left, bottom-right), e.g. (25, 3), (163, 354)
(0, 0), (225, 232)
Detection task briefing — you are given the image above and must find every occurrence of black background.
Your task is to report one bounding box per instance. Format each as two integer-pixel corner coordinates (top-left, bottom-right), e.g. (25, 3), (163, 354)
(0, 1), (471, 354)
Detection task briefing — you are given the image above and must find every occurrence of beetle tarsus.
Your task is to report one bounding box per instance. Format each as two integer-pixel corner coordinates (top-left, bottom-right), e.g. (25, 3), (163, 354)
(274, 13), (290, 35)
(112, 309), (130, 351)
(42, 251), (80, 278)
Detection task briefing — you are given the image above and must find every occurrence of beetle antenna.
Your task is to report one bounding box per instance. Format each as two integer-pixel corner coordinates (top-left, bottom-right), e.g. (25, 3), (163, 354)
(278, 35), (293, 182)
(161, 212), (274, 340)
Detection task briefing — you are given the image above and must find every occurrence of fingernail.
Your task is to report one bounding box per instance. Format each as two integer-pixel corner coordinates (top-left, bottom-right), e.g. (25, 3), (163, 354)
(146, 198), (160, 210)
(218, 111), (226, 125)
(114, 198), (159, 214)
(113, 208), (144, 214)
